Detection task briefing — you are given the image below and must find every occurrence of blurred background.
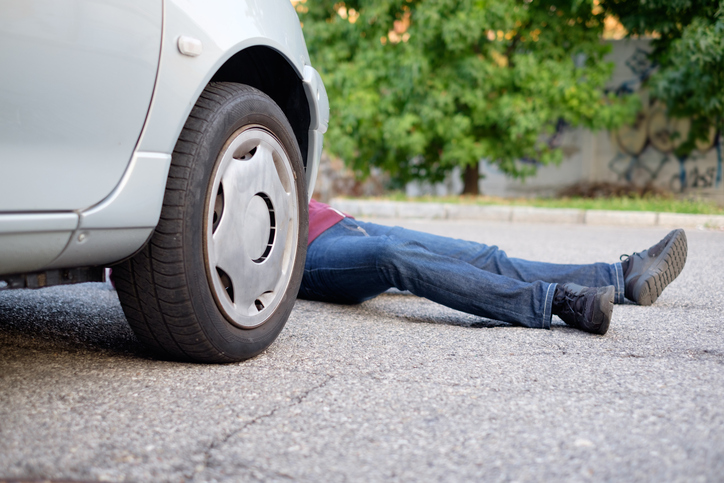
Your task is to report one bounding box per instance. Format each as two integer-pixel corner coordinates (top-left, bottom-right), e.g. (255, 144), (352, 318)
(292, 0), (723, 212)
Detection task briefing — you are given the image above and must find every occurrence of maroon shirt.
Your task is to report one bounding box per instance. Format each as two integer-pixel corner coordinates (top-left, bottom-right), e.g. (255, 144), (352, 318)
(308, 199), (349, 244)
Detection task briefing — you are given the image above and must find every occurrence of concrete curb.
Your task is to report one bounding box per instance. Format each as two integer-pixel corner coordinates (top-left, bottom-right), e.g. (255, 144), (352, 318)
(329, 198), (724, 229)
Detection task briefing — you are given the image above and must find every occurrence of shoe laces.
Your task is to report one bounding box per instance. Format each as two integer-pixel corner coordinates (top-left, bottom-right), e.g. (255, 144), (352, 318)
(565, 293), (585, 316)
(554, 289), (586, 317)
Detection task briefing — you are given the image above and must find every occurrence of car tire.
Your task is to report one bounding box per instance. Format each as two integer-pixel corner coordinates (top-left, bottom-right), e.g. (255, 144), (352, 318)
(113, 83), (308, 363)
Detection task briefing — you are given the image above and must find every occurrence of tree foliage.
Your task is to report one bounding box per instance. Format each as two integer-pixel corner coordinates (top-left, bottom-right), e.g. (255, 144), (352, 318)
(297, 0), (638, 188)
(602, 0), (724, 155)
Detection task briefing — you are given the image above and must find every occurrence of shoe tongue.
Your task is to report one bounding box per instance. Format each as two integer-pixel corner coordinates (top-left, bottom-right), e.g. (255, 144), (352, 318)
(621, 256), (631, 278)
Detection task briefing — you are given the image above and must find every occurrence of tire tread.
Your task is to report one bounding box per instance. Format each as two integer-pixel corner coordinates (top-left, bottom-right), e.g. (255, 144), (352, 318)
(113, 82), (306, 363)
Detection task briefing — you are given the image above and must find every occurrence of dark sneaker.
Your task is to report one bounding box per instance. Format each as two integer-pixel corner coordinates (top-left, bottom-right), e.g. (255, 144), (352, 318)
(552, 283), (614, 335)
(621, 229), (687, 306)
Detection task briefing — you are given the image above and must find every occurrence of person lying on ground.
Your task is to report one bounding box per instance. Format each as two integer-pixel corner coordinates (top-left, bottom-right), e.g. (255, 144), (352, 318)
(298, 200), (688, 335)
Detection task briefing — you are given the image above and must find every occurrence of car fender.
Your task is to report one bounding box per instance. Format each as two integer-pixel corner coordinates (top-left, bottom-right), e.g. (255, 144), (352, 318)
(51, 0), (328, 270)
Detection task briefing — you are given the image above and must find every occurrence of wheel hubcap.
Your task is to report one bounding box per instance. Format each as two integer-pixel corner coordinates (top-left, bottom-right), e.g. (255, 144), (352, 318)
(205, 126), (298, 329)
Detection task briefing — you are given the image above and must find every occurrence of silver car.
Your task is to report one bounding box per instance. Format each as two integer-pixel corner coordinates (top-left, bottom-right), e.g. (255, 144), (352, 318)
(0, 0), (329, 362)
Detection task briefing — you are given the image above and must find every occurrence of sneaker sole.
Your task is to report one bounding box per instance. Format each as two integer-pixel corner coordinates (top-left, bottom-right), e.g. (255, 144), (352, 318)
(592, 285), (615, 335)
(633, 229), (688, 306)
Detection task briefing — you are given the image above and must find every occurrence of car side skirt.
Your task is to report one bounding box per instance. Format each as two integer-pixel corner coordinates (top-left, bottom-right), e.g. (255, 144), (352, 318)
(0, 151), (169, 277)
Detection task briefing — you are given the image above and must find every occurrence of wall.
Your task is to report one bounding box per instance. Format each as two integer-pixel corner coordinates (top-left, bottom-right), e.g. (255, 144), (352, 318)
(435, 39), (721, 198)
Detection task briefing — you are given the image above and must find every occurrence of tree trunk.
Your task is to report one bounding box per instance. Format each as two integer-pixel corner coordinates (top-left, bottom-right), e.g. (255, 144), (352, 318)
(716, 117), (722, 188)
(462, 162), (480, 195)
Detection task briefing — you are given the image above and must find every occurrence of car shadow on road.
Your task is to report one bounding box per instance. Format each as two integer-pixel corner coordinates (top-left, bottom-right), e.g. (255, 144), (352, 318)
(0, 282), (153, 360)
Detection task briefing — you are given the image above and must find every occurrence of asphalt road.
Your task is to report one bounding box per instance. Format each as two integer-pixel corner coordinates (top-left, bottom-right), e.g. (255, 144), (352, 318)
(1, 220), (723, 482)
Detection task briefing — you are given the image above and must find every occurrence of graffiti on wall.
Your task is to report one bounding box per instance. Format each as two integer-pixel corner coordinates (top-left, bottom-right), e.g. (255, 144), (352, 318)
(609, 48), (722, 191)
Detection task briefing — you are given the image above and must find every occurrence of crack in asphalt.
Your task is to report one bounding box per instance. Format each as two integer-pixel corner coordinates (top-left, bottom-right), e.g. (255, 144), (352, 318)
(188, 374), (335, 482)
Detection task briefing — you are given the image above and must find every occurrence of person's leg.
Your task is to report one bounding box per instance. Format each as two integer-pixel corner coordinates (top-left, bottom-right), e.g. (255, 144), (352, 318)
(299, 218), (556, 329)
(356, 221), (626, 304)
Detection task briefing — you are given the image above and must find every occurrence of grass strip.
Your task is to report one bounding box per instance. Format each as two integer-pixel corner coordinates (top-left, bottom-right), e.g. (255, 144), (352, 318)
(377, 193), (724, 215)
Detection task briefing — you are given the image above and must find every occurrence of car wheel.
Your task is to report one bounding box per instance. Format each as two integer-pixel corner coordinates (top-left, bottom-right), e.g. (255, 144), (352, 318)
(113, 83), (308, 363)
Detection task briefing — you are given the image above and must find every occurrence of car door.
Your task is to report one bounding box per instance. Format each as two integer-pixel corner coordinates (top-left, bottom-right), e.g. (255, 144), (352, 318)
(0, 0), (162, 212)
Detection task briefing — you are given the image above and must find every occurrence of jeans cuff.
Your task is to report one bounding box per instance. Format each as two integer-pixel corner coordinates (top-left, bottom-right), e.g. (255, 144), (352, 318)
(612, 262), (626, 304)
(541, 282), (556, 329)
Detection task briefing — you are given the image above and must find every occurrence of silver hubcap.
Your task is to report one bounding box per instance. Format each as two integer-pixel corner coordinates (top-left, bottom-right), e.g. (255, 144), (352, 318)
(205, 126), (298, 329)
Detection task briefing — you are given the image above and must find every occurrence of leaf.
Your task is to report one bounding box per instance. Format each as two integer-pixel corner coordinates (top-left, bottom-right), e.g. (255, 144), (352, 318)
(301, 0), (638, 185)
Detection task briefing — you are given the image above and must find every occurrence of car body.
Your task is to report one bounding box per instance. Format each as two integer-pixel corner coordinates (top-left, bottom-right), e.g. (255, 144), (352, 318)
(0, 0), (328, 362)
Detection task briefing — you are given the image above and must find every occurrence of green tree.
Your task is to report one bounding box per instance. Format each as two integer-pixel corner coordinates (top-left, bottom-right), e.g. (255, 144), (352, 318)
(298, 0), (638, 193)
(603, 0), (723, 163)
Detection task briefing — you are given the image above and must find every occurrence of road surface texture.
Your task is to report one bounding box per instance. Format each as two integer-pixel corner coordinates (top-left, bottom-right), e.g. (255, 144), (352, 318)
(1, 219), (722, 482)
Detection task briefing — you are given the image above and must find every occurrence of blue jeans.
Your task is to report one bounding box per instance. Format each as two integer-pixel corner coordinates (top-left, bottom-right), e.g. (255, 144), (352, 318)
(299, 218), (625, 329)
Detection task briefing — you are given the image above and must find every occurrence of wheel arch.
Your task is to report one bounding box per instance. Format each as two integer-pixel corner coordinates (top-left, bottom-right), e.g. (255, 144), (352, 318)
(211, 46), (311, 171)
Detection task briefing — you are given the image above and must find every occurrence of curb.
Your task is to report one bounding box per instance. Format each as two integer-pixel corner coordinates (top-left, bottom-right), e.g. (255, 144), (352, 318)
(329, 198), (724, 230)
